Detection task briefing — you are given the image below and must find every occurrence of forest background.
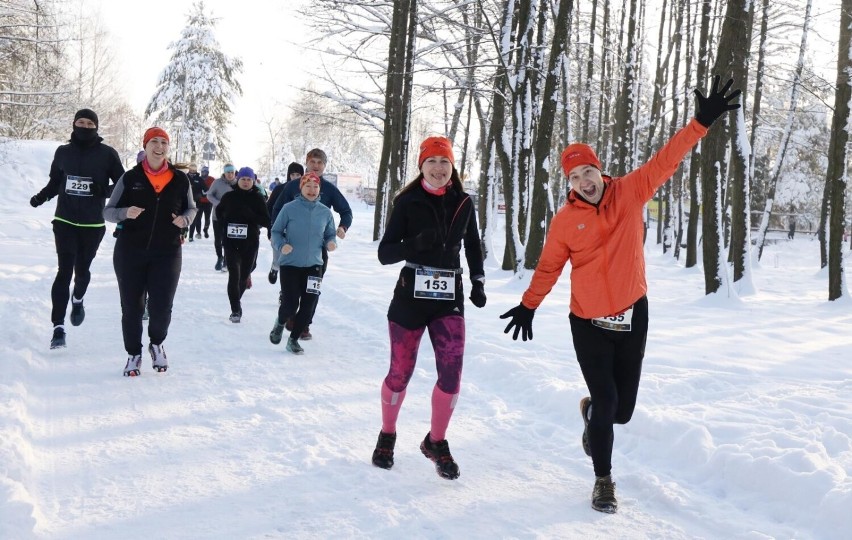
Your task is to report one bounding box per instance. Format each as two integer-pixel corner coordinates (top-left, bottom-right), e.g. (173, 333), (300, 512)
(1, 0), (851, 300)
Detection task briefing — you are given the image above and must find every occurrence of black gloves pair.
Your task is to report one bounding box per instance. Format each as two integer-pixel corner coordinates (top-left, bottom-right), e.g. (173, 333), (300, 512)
(469, 280), (486, 308)
(30, 193), (46, 207)
(694, 75), (742, 128)
(500, 303), (536, 341)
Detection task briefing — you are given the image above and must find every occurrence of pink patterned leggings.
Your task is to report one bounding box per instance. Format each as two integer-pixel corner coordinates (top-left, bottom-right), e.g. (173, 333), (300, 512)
(384, 315), (465, 394)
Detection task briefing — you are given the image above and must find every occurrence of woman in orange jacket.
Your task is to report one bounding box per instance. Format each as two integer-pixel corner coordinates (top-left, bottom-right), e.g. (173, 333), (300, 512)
(501, 76), (741, 514)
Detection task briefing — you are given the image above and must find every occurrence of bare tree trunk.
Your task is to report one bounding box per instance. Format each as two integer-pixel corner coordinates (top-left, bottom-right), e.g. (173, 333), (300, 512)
(611, 0), (640, 177)
(581, 0), (599, 142)
(826, 0), (852, 300)
(525, 0), (573, 269)
(701, 0), (748, 295)
(727, 3), (754, 286)
(686, 0), (711, 269)
(373, 0), (417, 241)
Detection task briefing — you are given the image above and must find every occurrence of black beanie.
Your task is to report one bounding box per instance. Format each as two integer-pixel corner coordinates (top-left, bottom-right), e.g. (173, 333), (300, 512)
(74, 108), (99, 128)
(287, 162), (304, 177)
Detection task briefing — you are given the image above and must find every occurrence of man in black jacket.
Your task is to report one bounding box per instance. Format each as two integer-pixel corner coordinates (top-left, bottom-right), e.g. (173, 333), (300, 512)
(30, 108), (125, 349)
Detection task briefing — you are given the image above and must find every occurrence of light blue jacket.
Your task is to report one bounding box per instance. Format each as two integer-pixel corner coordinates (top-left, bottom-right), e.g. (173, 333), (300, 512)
(271, 195), (337, 268)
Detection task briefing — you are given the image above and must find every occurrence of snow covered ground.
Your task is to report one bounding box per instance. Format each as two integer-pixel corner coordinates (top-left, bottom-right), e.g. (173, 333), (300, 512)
(1, 138), (851, 539)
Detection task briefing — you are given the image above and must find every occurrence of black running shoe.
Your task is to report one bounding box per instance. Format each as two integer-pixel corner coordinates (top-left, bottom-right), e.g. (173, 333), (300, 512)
(591, 475), (618, 513)
(70, 301), (85, 326)
(50, 327), (66, 349)
(214, 257), (223, 271)
(580, 397), (592, 457)
(420, 432), (460, 480)
(372, 431), (396, 469)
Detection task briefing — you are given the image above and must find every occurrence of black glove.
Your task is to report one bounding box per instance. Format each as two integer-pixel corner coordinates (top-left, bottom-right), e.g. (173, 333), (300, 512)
(412, 229), (438, 251)
(469, 280), (486, 308)
(500, 303), (536, 341)
(694, 75), (742, 127)
(89, 181), (104, 197)
(30, 193), (46, 207)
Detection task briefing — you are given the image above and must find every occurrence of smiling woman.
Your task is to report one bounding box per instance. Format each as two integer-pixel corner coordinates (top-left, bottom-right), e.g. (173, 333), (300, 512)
(103, 125), (198, 377)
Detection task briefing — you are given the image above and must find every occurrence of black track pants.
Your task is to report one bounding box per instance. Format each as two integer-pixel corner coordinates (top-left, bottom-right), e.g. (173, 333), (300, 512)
(569, 296), (648, 478)
(50, 221), (106, 326)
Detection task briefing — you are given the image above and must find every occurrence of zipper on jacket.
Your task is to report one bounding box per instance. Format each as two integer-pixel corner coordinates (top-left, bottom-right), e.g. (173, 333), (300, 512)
(146, 196), (161, 250)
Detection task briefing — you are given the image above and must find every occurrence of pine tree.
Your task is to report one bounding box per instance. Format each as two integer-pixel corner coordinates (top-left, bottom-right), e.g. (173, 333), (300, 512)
(144, 0), (242, 163)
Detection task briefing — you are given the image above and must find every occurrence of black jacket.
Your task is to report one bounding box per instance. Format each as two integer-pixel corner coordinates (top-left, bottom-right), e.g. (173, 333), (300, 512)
(378, 181), (484, 328)
(34, 136), (125, 226)
(104, 163), (197, 250)
(216, 186), (271, 244)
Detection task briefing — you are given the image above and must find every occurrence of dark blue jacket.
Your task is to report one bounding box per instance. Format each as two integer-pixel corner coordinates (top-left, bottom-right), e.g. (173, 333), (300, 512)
(271, 176), (353, 232)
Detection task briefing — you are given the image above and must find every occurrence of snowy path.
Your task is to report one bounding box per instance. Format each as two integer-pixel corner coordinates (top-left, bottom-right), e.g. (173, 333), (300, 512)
(1, 197), (850, 539)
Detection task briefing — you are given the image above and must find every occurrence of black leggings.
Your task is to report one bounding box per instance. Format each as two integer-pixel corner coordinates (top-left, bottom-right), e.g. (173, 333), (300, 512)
(278, 265), (322, 340)
(51, 221), (106, 326)
(569, 296), (648, 478)
(191, 202), (212, 236)
(212, 219), (225, 259)
(113, 241), (182, 355)
(224, 239), (259, 314)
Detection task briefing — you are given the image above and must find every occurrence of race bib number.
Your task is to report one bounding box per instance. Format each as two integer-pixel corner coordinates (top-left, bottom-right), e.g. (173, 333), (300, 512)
(413, 266), (455, 300)
(307, 275), (322, 295)
(592, 306), (634, 332)
(226, 223), (248, 239)
(65, 175), (93, 196)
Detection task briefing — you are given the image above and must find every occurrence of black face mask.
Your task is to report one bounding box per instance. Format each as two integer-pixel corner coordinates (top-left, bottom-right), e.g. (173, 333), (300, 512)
(72, 126), (99, 144)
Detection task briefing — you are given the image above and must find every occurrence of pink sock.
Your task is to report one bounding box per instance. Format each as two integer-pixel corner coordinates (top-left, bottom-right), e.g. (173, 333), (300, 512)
(429, 385), (458, 441)
(381, 381), (406, 434)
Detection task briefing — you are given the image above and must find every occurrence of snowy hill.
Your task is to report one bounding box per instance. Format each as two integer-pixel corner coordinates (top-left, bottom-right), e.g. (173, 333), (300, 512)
(1, 138), (850, 539)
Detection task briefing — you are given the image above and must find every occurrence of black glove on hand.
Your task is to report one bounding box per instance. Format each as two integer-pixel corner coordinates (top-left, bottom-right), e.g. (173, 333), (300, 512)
(500, 303), (536, 341)
(89, 181), (104, 197)
(30, 193), (46, 208)
(694, 75), (742, 127)
(469, 280), (486, 308)
(412, 229), (438, 251)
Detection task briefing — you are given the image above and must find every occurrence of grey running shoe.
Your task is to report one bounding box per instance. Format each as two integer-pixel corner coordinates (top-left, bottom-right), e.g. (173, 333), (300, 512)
(270, 320), (285, 344)
(149, 343), (168, 373)
(591, 475), (617, 514)
(580, 397), (592, 457)
(123, 354), (142, 377)
(285, 337), (304, 354)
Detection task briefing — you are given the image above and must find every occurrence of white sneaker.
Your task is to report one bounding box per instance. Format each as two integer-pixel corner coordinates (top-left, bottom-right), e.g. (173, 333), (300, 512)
(124, 354), (142, 377)
(149, 343), (168, 372)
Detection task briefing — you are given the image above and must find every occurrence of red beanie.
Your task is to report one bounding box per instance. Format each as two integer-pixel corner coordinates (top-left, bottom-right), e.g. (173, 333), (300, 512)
(561, 143), (601, 176)
(299, 171), (321, 190)
(418, 136), (455, 168)
(143, 127), (170, 147)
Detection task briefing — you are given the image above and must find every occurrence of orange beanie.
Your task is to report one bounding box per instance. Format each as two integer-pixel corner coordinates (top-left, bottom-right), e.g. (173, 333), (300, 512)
(561, 143), (601, 176)
(418, 136), (455, 168)
(299, 171), (321, 190)
(143, 127), (170, 147)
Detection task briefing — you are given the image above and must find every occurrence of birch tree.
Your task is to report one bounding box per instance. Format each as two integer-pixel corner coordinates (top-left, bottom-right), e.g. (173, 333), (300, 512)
(753, 0), (811, 261)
